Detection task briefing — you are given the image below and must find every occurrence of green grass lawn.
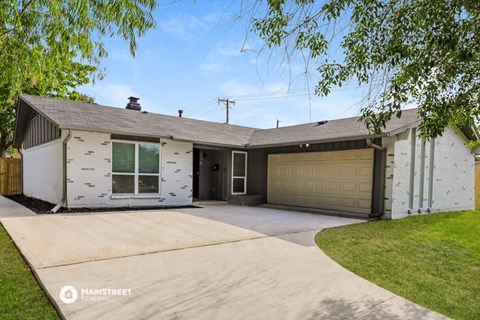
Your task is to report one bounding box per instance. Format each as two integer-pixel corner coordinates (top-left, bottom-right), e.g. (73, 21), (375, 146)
(0, 223), (59, 320)
(316, 210), (480, 320)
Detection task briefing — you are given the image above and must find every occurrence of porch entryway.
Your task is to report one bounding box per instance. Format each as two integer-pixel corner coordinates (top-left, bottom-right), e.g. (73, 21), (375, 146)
(193, 148), (228, 201)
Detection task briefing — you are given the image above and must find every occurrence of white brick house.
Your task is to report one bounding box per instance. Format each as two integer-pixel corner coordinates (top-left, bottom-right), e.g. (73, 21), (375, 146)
(13, 95), (477, 219)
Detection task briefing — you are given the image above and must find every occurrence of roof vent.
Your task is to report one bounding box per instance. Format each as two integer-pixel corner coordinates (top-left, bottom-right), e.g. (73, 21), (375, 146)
(126, 96), (141, 111)
(178, 109), (183, 117)
(316, 120), (328, 126)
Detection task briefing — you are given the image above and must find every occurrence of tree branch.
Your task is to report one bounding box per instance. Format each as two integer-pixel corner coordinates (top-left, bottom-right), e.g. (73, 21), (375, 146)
(0, 0), (36, 39)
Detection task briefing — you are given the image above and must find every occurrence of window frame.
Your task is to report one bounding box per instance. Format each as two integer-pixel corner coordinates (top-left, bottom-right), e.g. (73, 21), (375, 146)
(231, 151), (247, 195)
(111, 141), (161, 195)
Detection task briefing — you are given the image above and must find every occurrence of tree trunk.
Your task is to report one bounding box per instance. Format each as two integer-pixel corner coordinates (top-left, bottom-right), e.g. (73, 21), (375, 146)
(0, 131), (11, 158)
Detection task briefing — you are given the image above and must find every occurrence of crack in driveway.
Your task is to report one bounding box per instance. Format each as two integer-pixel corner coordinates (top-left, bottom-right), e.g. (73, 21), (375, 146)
(35, 228), (319, 270)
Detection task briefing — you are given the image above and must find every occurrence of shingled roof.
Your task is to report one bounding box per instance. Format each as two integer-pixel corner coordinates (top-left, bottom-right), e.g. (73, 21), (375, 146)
(14, 94), (426, 149)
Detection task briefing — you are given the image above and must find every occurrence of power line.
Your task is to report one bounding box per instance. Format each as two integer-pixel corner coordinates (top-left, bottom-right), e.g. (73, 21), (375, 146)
(183, 83), (369, 119)
(184, 99), (217, 116)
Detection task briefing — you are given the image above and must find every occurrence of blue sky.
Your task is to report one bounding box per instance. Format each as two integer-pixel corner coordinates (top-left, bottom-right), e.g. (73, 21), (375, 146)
(80, 1), (366, 129)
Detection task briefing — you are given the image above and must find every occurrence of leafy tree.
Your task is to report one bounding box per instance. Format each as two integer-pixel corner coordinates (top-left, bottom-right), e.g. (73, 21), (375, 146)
(0, 0), (156, 157)
(249, 0), (480, 138)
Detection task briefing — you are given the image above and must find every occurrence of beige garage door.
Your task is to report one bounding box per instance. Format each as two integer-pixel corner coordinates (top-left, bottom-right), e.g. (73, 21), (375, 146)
(267, 149), (374, 214)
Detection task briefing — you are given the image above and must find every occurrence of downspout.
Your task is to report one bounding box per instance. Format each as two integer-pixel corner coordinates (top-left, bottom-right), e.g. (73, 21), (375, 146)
(408, 128), (416, 214)
(51, 129), (72, 213)
(427, 138), (435, 211)
(418, 138), (426, 212)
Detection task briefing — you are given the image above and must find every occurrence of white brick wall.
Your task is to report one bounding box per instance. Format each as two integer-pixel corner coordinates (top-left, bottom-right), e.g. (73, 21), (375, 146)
(383, 126), (474, 219)
(66, 130), (193, 208)
(66, 131), (112, 207)
(431, 128), (474, 212)
(382, 136), (395, 219)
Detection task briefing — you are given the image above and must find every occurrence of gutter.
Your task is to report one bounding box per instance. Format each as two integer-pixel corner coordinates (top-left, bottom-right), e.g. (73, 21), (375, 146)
(51, 129), (72, 213)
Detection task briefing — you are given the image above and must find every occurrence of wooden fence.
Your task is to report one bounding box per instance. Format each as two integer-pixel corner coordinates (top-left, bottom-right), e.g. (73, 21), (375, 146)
(0, 158), (22, 196)
(476, 162), (480, 210)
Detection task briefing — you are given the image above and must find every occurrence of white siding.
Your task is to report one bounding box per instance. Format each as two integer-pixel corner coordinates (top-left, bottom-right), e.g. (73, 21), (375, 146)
(23, 133), (64, 204)
(66, 130), (193, 208)
(384, 126), (474, 219)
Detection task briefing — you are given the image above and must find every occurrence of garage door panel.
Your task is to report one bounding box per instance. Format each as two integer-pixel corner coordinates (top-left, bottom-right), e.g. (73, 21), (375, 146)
(302, 181), (314, 192)
(358, 199), (372, 210)
(268, 149), (373, 214)
(343, 167), (357, 177)
(359, 167), (372, 177)
(302, 166), (314, 177)
(358, 182), (372, 193)
(278, 180), (289, 189)
(327, 197), (341, 206)
(328, 167), (342, 178)
(314, 167), (327, 177)
(301, 195), (314, 204)
(314, 181), (327, 191)
(359, 149), (374, 159)
(342, 198), (356, 208)
(279, 167), (290, 177)
(343, 182), (356, 192)
(302, 153), (315, 161)
(342, 150), (358, 160)
(315, 153), (328, 161)
(290, 180), (301, 191)
(328, 181), (341, 192)
(290, 194), (301, 204)
(291, 166), (302, 177)
(330, 152), (344, 161)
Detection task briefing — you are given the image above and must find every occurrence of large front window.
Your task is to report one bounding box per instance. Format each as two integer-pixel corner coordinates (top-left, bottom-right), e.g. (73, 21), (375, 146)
(112, 142), (160, 194)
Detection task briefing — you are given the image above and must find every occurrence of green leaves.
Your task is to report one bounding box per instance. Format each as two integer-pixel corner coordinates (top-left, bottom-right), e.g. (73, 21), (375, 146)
(251, 0), (480, 139)
(0, 0), (157, 156)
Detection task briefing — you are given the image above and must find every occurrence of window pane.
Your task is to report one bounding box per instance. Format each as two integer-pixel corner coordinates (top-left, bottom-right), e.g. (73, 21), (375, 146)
(139, 175), (159, 193)
(112, 142), (135, 173)
(139, 144), (160, 174)
(112, 175), (134, 193)
(232, 178), (245, 193)
(233, 153), (246, 177)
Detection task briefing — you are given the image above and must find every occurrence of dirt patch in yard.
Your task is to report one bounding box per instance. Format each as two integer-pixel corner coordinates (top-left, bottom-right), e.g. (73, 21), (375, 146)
(6, 195), (197, 214)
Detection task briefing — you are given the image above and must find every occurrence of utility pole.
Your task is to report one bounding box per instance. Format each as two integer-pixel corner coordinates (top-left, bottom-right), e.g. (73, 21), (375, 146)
(218, 98), (235, 124)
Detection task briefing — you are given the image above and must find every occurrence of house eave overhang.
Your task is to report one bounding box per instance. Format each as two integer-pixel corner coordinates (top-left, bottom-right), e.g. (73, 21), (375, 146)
(58, 126), (251, 149)
(384, 120), (422, 137)
(460, 125), (479, 141)
(245, 134), (383, 149)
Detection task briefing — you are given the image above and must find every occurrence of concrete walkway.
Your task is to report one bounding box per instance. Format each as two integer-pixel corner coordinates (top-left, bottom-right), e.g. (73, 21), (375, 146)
(0, 205), (448, 320)
(0, 196), (36, 218)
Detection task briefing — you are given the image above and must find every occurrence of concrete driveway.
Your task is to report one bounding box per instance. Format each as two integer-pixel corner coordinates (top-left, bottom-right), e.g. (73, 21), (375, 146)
(1, 205), (448, 320)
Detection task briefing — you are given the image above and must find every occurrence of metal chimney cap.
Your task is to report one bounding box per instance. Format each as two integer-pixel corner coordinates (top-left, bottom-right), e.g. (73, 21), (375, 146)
(126, 96), (141, 111)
